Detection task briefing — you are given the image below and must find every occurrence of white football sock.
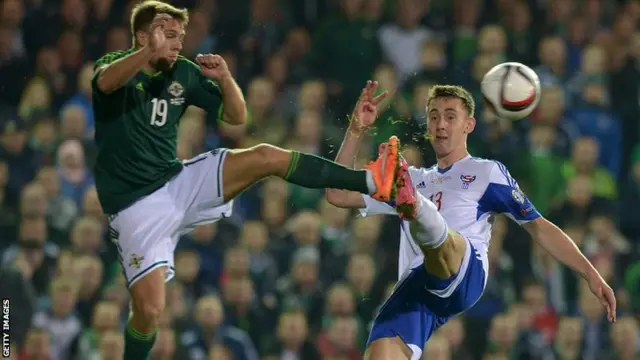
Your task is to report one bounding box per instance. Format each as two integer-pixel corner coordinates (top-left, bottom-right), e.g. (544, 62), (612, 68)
(408, 192), (449, 249)
(365, 170), (377, 194)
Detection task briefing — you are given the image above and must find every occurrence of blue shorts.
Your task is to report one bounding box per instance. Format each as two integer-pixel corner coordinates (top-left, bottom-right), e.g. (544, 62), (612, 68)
(367, 238), (486, 359)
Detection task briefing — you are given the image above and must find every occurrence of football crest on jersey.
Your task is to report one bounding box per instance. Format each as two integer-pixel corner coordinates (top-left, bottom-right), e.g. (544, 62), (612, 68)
(460, 174), (476, 189)
(168, 81), (185, 105)
(511, 188), (526, 204)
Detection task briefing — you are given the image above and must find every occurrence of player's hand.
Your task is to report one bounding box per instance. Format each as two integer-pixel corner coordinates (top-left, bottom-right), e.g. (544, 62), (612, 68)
(350, 80), (389, 132)
(148, 13), (172, 53)
(196, 53), (230, 81)
(587, 272), (617, 322)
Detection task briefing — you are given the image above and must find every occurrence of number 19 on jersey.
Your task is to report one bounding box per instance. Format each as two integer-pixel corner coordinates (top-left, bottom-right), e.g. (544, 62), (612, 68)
(150, 98), (168, 127)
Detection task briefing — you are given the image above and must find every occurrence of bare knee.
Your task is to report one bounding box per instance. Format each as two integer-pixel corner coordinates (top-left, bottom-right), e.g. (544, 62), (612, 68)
(249, 144), (290, 176)
(365, 337), (413, 360)
(130, 269), (166, 326)
(132, 297), (164, 325)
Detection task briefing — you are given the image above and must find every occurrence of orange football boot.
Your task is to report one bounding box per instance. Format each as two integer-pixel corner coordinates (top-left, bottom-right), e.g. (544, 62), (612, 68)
(365, 135), (400, 202)
(394, 156), (417, 221)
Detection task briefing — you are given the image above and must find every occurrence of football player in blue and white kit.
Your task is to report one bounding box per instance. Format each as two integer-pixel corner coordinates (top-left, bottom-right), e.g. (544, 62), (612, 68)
(326, 82), (617, 360)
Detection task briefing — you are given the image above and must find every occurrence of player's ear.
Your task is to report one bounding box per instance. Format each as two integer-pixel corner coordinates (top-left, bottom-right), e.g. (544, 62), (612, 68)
(465, 116), (476, 134)
(136, 30), (148, 47)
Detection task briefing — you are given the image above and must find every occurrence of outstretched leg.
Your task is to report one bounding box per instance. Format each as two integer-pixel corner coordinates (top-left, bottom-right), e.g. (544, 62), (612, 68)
(220, 138), (400, 202)
(394, 157), (467, 278)
(365, 141), (472, 360)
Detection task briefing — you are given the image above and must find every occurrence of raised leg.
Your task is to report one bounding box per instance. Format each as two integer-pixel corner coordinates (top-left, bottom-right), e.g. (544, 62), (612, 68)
(220, 142), (399, 202)
(394, 157), (467, 279)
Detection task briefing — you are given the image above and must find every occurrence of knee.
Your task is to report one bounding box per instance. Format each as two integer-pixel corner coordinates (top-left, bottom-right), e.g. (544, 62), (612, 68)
(132, 297), (165, 325)
(250, 144), (289, 175)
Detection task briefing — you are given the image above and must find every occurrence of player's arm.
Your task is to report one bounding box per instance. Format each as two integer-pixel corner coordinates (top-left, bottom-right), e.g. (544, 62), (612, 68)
(523, 215), (616, 321)
(217, 75), (246, 125)
(94, 47), (154, 94)
(325, 121), (367, 208)
(187, 68), (246, 126)
(95, 14), (171, 94)
(482, 162), (616, 321)
(326, 81), (388, 208)
(523, 218), (596, 278)
(188, 55), (246, 125)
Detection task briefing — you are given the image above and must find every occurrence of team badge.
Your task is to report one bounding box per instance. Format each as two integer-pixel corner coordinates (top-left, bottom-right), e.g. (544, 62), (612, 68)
(168, 81), (185, 105)
(128, 254), (144, 269)
(460, 174), (476, 189)
(168, 81), (184, 97)
(511, 188), (526, 204)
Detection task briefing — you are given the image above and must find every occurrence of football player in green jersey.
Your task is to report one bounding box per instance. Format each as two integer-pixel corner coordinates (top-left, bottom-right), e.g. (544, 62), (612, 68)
(92, 1), (400, 359)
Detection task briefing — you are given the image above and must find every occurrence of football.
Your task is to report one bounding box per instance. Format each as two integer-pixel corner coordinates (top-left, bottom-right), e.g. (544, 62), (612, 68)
(481, 62), (541, 121)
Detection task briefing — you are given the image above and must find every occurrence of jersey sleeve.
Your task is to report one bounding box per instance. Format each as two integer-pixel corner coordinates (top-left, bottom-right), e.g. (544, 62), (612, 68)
(91, 51), (130, 96)
(477, 161), (541, 224)
(184, 59), (224, 120)
(358, 195), (397, 217)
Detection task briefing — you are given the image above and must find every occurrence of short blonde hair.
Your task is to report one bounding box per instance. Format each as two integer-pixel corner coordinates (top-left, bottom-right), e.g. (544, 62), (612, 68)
(427, 85), (475, 116)
(130, 1), (189, 44)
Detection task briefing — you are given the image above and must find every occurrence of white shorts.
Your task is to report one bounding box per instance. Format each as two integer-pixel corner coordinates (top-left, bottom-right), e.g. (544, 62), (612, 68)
(108, 149), (232, 287)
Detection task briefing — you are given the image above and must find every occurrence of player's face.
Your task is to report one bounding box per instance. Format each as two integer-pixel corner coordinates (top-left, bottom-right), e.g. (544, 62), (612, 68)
(426, 97), (475, 157)
(152, 19), (185, 71)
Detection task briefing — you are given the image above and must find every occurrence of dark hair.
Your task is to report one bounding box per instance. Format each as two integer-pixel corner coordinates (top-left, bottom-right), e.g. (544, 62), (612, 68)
(130, 0), (189, 44)
(427, 85), (475, 116)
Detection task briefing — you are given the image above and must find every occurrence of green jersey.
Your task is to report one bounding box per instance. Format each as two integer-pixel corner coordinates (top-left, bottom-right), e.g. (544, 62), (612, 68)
(92, 49), (223, 214)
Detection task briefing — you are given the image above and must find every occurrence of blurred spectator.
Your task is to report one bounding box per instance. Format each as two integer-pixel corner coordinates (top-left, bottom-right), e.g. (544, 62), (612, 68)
(149, 328), (178, 360)
(18, 327), (52, 360)
(75, 300), (120, 360)
(0, 113), (39, 207)
(97, 330), (124, 360)
(310, 0), (381, 113)
(56, 139), (95, 209)
(180, 294), (258, 360)
(422, 334), (451, 360)
(553, 316), (584, 360)
(619, 144), (640, 241)
(378, 0), (430, 82)
(0, 251), (36, 348)
(263, 309), (320, 360)
(32, 276), (81, 360)
(562, 137), (617, 200)
(608, 317), (640, 360)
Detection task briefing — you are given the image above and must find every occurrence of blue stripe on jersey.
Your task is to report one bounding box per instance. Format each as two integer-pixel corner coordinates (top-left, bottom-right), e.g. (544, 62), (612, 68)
(476, 183), (541, 222)
(492, 161), (517, 187)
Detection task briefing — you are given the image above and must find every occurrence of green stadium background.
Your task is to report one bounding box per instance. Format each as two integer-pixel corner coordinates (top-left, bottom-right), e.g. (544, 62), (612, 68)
(1, 0), (639, 359)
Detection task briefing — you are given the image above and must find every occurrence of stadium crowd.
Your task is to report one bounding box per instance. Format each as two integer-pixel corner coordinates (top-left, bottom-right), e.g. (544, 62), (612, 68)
(0, 0), (640, 359)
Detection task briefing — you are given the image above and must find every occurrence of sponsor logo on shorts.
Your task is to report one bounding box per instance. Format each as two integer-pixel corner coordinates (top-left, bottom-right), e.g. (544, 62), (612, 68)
(129, 254), (144, 269)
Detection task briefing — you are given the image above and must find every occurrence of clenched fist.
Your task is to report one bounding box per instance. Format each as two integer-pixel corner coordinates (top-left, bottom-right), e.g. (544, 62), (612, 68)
(195, 53), (230, 81)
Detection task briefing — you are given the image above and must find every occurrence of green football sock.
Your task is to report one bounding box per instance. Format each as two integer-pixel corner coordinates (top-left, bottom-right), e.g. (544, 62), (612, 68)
(283, 151), (371, 194)
(123, 322), (157, 360)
